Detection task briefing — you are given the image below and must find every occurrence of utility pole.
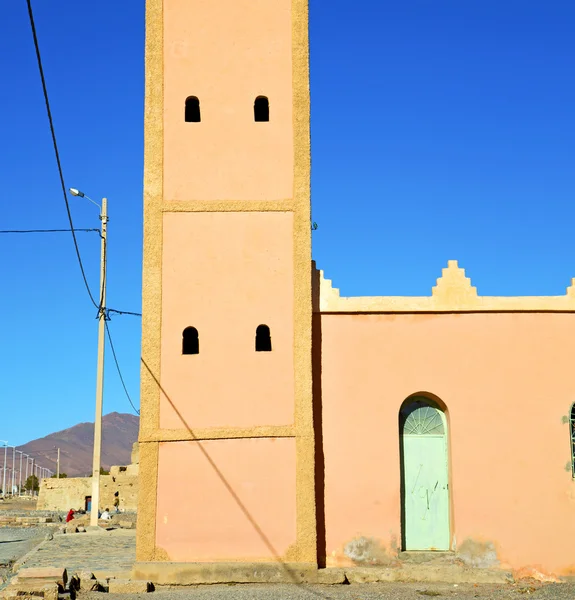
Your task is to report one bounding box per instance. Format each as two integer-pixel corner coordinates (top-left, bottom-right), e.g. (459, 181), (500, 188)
(90, 196), (107, 528)
(17, 451), (22, 495)
(1, 442), (7, 498)
(68, 188), (108, 528)
(56, 448), (60, 479)
(11, 447), (15, 495)
(30, 458), (34, 496)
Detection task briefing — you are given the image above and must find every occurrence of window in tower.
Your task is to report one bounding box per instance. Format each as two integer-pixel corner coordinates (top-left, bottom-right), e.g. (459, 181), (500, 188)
(185, 97), (201, 122)
(254, 96), (269, 122)
(182, 327), (199, 355)
(255, 325), (272, 352)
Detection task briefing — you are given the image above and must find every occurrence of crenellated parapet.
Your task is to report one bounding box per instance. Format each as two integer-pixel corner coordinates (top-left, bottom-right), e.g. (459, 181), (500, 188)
(316, 260), (575, 313)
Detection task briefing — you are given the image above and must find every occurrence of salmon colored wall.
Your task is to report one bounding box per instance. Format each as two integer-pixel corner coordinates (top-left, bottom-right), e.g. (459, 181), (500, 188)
(159, 212), (294, 430)
(163, 0), (294, 201)
(320, 312), (575, 573)
(156, 438), (296, 560)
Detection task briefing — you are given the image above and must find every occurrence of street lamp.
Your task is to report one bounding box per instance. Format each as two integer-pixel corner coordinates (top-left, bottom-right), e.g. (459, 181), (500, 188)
(1, 441), (7, 498)
(11, 447), (15, 496)
(69, 187), (108, 529)
(54, 446), (60, 479)
(16, 451), (23, 496)
(25, 456), (32, 495)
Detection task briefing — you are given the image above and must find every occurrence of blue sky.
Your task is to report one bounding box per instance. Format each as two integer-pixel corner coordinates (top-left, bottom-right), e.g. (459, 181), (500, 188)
(1, 1), (574, 447)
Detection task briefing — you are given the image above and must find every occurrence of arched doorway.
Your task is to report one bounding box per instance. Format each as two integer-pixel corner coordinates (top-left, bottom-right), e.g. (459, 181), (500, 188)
(400, 396), (450, 551)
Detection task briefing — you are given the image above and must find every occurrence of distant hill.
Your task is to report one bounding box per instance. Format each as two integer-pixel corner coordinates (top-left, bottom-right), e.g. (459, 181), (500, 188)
(16, 412), (139, 477)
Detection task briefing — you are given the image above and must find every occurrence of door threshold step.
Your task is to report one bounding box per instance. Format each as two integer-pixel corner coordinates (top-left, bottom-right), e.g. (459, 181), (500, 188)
(399, 551), (455, 564)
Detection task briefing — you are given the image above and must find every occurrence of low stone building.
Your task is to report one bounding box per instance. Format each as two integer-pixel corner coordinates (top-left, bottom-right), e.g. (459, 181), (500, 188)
(37, 444), (139, 512)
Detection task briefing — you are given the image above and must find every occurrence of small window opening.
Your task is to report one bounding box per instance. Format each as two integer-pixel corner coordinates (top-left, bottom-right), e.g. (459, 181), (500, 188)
(255, 324), (272, 352)
(254, 96), (269, 122)
(182, 326), (199, 355)
(185, 96), (201, 122)
(570, 403), (575, 478)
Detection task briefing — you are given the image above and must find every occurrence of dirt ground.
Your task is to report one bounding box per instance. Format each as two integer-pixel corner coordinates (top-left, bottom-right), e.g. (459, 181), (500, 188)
(0, 499), (37, 511)
(82, 581), (575, 600)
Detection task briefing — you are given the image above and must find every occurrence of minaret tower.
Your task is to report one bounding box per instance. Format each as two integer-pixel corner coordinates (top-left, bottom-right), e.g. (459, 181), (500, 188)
(136, 0), (316, 571)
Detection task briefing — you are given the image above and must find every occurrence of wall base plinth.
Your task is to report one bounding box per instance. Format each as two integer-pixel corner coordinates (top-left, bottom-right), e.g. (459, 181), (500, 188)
(132, 562), (326, 585)
(132, 562), (517, 586)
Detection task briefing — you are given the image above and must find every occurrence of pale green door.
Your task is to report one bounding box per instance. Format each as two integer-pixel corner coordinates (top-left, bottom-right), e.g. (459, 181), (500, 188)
(401, 400), (450, 551)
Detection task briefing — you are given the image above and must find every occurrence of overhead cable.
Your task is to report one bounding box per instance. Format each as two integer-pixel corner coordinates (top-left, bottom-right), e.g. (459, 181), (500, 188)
(25, 0), (100, 309)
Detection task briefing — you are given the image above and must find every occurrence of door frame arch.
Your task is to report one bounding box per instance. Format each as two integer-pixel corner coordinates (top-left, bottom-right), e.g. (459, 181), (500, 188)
(399, 393), (452, 551)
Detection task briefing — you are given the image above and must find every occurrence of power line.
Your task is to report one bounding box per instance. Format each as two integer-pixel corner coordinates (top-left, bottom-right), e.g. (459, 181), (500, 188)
(1, 230), (142, 316)
(25, 0), (100, 310)
(0, 228), (100, 235)
(1, 228), (141, 316)
(105, 321), (140, 415)
(24, 1), (142, 416)
(107, 308), (142, 318)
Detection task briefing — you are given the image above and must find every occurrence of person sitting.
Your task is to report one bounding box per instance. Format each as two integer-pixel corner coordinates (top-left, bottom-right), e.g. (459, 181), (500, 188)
(66, 509), (75, 523)
(100, 507), (111, 520)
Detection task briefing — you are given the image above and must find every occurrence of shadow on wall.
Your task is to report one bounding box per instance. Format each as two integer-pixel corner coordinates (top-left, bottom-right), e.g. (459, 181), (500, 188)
(312, 265), (326, 568)
(141, 358), (330, 598)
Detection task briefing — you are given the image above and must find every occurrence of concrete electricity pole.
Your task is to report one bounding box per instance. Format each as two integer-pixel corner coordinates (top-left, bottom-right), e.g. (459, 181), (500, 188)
(56, 447), (60, 479)
(69, 188), (108, 528)
(91, 195), (108, 527)
(1, 442), (7, 498)
(17, 451), (23, 495)
(11, 447), (15, 495)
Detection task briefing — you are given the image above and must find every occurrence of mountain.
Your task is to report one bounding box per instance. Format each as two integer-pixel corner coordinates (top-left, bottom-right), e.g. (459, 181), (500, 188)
(16, 412), (139, 477)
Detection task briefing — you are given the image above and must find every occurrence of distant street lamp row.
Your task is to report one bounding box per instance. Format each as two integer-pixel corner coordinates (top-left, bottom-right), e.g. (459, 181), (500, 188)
(0, 440), (53, 497)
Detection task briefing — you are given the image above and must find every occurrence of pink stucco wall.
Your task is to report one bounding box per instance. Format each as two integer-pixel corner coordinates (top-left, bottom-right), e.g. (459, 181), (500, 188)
(320, 312), (575, 574)
(160, 212), (294, 430)
(156, 438), (296, 560)
(163, 0), (294, 201)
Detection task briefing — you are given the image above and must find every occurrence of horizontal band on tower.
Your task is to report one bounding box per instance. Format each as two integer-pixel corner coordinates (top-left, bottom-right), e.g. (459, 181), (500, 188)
(162, 200), (295, 213)
(140, 424), (296, 443)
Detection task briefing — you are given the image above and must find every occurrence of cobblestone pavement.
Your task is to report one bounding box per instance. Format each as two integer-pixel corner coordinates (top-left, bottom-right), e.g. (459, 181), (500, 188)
(0, 527), (48, 566)
(21, 529), (136, 574)
(0, 527), (50, 590)
(83, 582), (575, 600)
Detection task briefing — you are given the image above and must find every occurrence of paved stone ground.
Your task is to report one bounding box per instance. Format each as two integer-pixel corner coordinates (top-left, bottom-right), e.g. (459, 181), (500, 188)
(21, 529), (136, 574)
(0, 528), (47, 566)
(82, 582), (575, 600)
(0, 527), (50, 590)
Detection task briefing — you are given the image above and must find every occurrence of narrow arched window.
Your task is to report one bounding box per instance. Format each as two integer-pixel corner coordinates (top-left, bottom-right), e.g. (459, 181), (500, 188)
(255, 325), (272, 352)
(570, 404), (575, 477)
(182, 327), (199, 355)
(254, 96), (269, 122)
(185, 97), (201, 122)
